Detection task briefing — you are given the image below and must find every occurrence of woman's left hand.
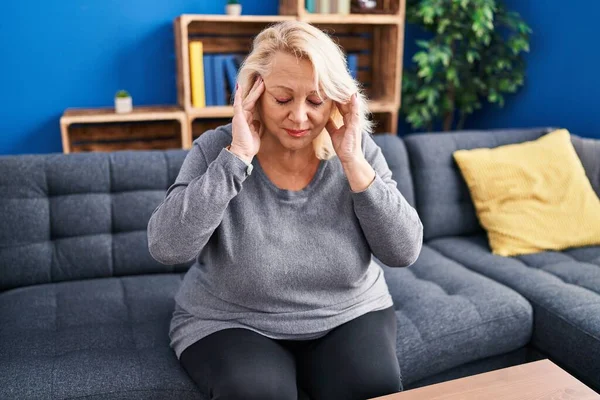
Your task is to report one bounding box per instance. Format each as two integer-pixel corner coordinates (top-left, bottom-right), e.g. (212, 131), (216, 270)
(326, 93), (364, 165)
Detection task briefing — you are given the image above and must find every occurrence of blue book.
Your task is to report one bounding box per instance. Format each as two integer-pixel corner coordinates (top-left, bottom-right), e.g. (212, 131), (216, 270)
(223, 54), (239, 103)
(306, 0), (316, 12)
(233, 53), (246, 69)
(213, 55), (227, 106)
(347, 53), (358, 80)
(203, 54), (214, 106)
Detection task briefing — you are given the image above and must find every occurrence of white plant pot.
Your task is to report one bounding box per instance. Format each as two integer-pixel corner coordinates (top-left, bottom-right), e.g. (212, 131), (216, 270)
(226, 4), (242, 16)
(115, 97), (132, 113)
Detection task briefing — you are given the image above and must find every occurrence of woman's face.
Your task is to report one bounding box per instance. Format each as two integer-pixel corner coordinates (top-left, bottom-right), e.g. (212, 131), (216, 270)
(258, 51), (334, 152)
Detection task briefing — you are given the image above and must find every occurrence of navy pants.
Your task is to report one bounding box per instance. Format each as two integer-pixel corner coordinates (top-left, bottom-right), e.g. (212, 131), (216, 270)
(179, 305), (402, 400)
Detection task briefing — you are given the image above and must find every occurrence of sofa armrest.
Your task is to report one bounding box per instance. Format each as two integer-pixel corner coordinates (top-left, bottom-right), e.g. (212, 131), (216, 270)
(571, 135), (600, 198)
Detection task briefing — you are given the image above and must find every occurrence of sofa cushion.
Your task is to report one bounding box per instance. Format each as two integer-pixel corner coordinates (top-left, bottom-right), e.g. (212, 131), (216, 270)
(0, 274), (208, 399)
(0, 150), (193, 292)
(428, 235), (600, 390)
(375, 245), (533, 385)
(373, 134), (416, 207)
(452, 129), (600, 256)
(403, 127), (555, 241)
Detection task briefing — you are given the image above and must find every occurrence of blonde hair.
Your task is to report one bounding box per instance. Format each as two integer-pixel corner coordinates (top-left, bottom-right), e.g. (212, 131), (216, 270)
(236, 20), (374, 160)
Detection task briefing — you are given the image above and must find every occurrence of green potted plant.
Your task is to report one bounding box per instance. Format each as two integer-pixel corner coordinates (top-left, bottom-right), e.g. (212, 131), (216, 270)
(226, 0), (242, 16)
(401, 0), (532, 132)
(114, 90), (132, 114)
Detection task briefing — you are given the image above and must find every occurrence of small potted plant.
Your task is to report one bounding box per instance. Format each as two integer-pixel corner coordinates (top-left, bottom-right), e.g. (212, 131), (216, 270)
(226, 0), (242, 16)
(114, 90), (133, 113)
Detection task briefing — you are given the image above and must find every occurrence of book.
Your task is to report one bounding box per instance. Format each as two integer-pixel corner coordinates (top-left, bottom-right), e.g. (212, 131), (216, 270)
(233, 54), (246, 69)
(189, 41), (206, 108)
(203, 54), (214, 106)
(316, 0), (332, 12)
(213, 55), (227, 106)
(306, 0), (316, 13)
(347, 53), (358, 79)
(223, 55), (239, 103)
(337, 0), (350, 14)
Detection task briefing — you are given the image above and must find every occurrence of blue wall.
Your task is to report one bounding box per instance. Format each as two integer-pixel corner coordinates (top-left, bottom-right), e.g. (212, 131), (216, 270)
(400, 1), (600, 139)
(1, 0), (598, 154)
(463, 0), (600, 139)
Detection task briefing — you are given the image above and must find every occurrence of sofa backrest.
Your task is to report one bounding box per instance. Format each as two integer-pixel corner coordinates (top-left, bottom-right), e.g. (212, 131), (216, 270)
(0, 150), (193, 292)
(0, 134), (416, 292)
(403, 127), (556, 241)
(571, 135), (600, 198)
(373, 134), (416, 207)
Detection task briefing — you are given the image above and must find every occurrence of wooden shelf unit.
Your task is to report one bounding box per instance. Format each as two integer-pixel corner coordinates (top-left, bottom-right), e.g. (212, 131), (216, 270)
(175, 0), (406, 144)
(60, 106), (188, 154)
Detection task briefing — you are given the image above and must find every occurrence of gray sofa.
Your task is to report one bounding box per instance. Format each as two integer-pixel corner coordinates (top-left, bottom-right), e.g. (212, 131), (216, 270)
(1, 126), (598, 399)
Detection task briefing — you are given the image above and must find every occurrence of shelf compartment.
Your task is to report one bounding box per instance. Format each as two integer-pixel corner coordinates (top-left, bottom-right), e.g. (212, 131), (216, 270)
(300, 13), (402, 24)
(175, 15), (294, 113)
(280, 0), (403, 18)
(65, 120), (184, 153)
(60, 106), (187, 153)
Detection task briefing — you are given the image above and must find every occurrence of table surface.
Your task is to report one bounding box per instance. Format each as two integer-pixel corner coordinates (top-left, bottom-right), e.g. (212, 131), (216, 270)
(371, 359), (600, 400)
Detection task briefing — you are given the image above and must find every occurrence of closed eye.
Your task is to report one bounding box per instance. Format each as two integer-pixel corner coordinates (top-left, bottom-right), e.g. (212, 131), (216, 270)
(275, 98), (324, 107)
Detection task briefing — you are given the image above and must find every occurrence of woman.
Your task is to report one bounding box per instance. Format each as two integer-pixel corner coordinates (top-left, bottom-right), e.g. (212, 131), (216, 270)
(147, 20), (423, 400)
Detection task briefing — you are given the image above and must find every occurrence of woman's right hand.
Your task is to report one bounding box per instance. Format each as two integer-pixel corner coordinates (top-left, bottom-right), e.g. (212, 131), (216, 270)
(230, 76), (265, 163)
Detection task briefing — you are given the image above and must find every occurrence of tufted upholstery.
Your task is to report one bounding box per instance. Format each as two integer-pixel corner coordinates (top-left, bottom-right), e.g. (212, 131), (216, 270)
(375, 246), (532, 384)
(0, 274), (203, 399)
(428, 235), (600, 390)
(0, 150), (194, 292)
(403, 127), (555, 241)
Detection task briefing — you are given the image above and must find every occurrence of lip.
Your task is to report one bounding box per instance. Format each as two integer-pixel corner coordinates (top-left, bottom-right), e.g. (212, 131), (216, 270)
(285, 128), (310, 137)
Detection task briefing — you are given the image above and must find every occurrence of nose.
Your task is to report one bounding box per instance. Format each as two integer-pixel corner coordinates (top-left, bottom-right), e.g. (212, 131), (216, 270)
(287, 102), (309, 125)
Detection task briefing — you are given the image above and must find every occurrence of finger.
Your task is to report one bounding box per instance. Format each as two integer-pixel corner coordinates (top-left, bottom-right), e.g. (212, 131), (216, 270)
(235, 78), (258, 111)
(243, 76), (265, 111)
(325, 118), (339, 136)
(337, 102), (352, 119)
(350, 93), (360, 125)
(233, 83), (243, 113)
(244, 109), (254, 128)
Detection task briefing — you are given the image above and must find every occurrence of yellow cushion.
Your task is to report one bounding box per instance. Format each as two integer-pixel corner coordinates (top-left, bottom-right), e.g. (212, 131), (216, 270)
(453, 129), (600, 256)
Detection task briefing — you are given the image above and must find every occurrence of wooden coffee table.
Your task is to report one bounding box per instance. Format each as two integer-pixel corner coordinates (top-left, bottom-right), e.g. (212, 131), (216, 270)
(371, 359), (599, 399)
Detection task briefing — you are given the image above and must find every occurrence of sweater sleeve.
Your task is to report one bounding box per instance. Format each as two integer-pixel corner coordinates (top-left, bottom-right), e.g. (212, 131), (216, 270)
(147, 134), (251, 265)
(351, 133), (424, 268)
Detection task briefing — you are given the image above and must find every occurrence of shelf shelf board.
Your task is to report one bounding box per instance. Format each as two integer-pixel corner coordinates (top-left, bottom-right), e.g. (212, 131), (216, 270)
(299, 13), (402, 25)
(61, 106), (185, 125)
(180, 14), (297, 24)
(178, 13), (400, 26)
(187, 100), (395, 120)
(368, 100), (397, 113)
(188, 106), (235, 119)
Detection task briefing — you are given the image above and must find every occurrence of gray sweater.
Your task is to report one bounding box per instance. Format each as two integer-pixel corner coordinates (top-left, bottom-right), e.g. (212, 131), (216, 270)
(147, 123), (423, 360)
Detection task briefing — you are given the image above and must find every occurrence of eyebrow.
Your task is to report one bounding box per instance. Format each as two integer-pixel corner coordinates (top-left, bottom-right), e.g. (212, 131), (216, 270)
(273, 85), (319, 95)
